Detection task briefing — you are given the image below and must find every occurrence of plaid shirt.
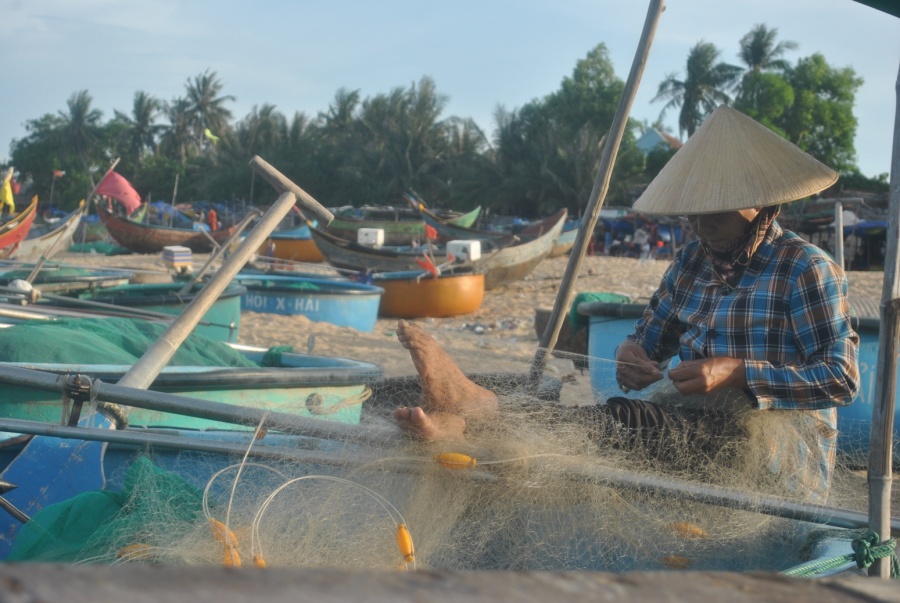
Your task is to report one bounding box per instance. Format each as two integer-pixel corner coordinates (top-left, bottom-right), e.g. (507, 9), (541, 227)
(626, 221), (859, 498)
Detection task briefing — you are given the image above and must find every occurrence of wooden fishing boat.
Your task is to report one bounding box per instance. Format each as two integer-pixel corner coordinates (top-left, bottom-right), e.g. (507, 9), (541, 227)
(0, 263), (133, 295)
(549, 218), (581, 257)
(311, 209), (566, 290)
(96, 203), (240, 254)
(328, 204), (482, 246)
(576, 300), (899, 464)
(0, 196), (39, 259)
(257, 223), (325, 262)
(39, 281), (245, 342)
(14, 201), (87, 262)
(232, 273), (383, 332)
(0, 342), (382, 430)
(374, 270), (484, 318)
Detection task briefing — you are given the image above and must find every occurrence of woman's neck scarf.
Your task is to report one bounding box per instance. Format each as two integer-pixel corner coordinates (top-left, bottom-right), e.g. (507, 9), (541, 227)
(702, 205), (780, 287)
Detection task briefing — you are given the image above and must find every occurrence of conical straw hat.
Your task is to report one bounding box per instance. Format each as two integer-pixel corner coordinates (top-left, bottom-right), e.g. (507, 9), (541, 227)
(633, 106), (838, 215)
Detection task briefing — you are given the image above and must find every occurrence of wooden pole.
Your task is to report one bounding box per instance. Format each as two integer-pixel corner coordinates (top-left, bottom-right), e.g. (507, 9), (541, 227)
(834, 200), (844, 269)
(529, 0), (665, 387)
(867, 57), (900, 579)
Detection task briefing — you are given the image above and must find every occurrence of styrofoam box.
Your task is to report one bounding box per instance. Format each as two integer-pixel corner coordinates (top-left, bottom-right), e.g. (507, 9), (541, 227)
(447, 240), (481, 262)
(358, 228), (385, 246)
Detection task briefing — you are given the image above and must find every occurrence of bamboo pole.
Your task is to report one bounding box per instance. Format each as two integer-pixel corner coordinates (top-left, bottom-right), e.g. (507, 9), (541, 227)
(834, 200), (844, 269)
(867, 57), (900, 579)
(529, 0), (665, 387)
(248, 156), (334, 226)
(116, 190), (297, 390)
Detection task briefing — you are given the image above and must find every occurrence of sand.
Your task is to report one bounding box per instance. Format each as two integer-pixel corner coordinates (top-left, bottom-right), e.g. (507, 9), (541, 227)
(53, 250), (887, 385)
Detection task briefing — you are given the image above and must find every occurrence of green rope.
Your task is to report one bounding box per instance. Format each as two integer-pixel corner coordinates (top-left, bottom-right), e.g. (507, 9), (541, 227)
(781, 531), (899, 579)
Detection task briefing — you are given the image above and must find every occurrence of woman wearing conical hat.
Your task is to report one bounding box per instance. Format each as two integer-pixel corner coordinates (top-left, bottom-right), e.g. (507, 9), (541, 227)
(391, 106), (858, 502)
(613, 105), (859, 498)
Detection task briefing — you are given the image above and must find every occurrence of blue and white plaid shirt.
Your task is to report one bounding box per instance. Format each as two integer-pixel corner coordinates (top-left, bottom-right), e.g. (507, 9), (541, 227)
(627, 221), (860, 498)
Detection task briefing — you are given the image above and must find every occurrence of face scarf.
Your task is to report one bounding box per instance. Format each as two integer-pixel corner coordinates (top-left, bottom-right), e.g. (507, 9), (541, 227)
(701, 205), (780, 287)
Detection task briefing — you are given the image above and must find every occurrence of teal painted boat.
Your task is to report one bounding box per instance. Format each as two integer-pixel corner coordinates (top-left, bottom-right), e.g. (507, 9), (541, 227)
(0, 342), (382, 429)
(40, 281), (245, 342)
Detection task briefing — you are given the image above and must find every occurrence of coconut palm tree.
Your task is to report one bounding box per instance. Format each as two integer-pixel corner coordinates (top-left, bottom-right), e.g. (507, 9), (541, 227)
(114, 91), (164, 168)
(59, 90), (103, 171)
(653, 41), (742, 137)
(160, 97), (194, 164)
(236, 104), (288, 155)
(738, 24), (798, 74)
(184, 69), (235, 151)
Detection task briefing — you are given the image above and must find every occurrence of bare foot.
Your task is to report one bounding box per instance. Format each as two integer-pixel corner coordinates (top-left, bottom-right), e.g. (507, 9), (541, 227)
(393, 406), (466, 441)
(397, 320), (499, 421)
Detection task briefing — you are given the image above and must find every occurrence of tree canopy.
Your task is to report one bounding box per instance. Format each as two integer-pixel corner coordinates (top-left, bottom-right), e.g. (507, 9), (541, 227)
(4, 26), (878, 219)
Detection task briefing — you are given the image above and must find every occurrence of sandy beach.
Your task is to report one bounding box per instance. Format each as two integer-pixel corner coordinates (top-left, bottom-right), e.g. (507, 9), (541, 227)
(55, 250), (887, 388)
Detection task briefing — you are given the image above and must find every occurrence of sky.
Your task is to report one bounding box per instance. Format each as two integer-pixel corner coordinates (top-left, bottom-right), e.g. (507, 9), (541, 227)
(2, 0), (898, 180)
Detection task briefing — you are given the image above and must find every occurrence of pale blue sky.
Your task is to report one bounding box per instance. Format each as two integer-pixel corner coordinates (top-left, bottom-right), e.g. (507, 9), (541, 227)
(2, 0), (897, 179)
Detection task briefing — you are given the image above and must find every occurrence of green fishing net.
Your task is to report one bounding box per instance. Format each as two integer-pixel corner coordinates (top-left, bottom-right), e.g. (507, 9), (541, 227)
(7, 457), (206, 562)
(0, 317), (259, 367)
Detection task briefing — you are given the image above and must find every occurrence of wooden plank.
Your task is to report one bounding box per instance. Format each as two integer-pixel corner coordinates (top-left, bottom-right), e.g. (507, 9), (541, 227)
(0, 565), (893, 603)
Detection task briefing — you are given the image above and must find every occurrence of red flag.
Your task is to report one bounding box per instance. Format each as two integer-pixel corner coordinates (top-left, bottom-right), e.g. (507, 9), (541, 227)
(95, 170), (141, 215)
(425, 224), (438, 240)
(53, 170), (66, 178)
(415, 256), (439, 277)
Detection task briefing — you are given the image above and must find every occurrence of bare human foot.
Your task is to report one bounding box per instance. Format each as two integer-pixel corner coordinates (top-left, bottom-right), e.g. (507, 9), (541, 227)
(397, 320), (499, 421)
(393, 406), (466, 441)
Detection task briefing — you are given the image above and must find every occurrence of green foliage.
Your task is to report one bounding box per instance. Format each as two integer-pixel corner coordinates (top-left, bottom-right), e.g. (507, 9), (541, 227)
(5, 33), (873, 219)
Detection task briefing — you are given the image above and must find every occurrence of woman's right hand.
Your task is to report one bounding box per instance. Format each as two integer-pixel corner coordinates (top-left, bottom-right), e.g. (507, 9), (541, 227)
(615, 341), (664, 391)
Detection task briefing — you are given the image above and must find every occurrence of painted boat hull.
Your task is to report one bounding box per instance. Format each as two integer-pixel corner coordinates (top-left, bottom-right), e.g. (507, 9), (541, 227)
(258, 225), (325, 262)
(375, 271), (484, 318)
(42, 282), (245, 342)
(328, 205), (482, 246)
(0, 343), (382, 430)
(577, 301), (900, 464)
(15, 201), (86, 262)
(549, 219), (580, 257)
(311, 210), (566, 290)
(97, 204), (240, 254)
(0, 197), (38, 259)
(233, 274), (383, 332)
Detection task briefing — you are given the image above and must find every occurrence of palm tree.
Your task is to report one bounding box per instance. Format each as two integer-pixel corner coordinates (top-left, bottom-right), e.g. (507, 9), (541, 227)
(184, 69), (235, 151)
(59, 90), (103, 171)
(160, 97), (193, 164)
(114, 91), (164, 167)
(653, 41), (742, 137)
(738, 24), (797, 74)
(236, 104), (287, 155)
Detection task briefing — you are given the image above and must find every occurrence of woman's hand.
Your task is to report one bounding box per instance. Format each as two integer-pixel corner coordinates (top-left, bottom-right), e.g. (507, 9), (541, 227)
(615, 341), (664, 391)
(668, 357), (747, 394)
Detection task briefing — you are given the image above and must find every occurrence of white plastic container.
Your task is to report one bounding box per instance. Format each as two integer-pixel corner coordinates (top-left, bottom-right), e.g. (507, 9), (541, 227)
(447, 240), (481, 262)
(358, 228), (385, 246)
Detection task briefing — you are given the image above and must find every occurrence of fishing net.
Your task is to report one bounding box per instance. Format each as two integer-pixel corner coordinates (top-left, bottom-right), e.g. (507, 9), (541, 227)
(4, 341), (876, 573)
(0, 317), (258, 367)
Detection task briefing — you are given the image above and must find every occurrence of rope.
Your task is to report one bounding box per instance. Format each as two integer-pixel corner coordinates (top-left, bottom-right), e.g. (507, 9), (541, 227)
(781, 531), (899, 579)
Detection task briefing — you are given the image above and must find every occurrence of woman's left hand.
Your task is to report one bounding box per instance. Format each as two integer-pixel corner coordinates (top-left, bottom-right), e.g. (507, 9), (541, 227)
(668, 357), (747, 394)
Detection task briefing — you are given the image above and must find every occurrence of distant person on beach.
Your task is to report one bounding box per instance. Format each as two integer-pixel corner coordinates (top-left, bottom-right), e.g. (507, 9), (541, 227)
(393, 106), (859, 500)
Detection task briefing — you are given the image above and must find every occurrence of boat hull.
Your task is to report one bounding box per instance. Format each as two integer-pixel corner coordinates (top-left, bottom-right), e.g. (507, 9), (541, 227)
(578, 301), (899, 463)
(258, 225), (325, 262)
(0, 344), (381, 430)
(311, 209), (566, 290)
(0, 197), (38, 259)
(234, 274), (383, 332)
(376, 271), (484, 318)
(97, 204), (240, 254)
(15, 202), (86, 262)
(43, 282), (245, 342)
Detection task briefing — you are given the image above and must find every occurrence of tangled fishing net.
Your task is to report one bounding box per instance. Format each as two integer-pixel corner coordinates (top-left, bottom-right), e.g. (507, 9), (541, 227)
(5, 338), (879, 573)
